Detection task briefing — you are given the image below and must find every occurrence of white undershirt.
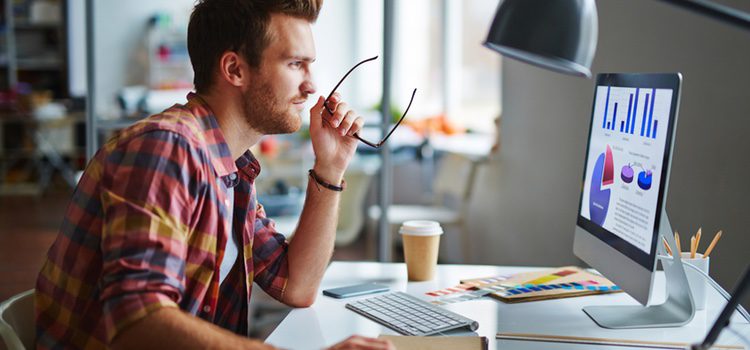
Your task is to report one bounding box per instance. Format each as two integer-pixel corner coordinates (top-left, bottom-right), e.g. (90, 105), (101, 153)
(219, 185), (239, 285)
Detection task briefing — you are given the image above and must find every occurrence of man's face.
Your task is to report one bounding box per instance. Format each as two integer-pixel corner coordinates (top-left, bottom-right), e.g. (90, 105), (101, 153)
(241, 14), (316, 135)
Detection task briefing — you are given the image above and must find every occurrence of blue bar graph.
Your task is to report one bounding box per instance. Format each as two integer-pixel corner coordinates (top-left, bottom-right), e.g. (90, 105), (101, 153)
(612, 103), (618, 130)
(625, 93), (633, 134)
(631, 88), (639, 134)
(640, 94), (650, 136)
(600, 87), (659, 137)
(602, 86), (611, 129)
(646, 88), (656, 137)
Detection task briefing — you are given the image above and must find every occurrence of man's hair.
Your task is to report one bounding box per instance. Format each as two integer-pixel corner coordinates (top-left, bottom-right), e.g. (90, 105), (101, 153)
(187, 0), (323, 93)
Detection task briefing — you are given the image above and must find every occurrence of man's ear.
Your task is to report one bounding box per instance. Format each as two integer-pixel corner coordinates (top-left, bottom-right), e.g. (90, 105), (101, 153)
(217, 51), (248, 87)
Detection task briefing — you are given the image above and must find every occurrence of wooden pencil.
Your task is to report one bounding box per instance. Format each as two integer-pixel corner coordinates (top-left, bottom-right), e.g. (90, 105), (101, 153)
(703, 230), (723, 258)
(695, 228), (702, 255)
(690, 236), (697, 259)
(662, 237), (673, 256)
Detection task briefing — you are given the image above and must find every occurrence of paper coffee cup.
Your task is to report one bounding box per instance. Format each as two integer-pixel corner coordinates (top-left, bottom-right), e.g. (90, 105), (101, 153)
(400, 220), (443, 281)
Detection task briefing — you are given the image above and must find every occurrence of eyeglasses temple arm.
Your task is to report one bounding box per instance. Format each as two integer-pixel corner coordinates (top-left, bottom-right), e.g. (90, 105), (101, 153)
(375, 88), (417, 146)
(351, 88), (416, 148)
(353, 135), (380, 148)
(324, 56), (379, 114)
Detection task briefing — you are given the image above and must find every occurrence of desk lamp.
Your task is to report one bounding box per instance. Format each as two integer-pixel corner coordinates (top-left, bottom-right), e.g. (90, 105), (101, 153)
(483, 0), (750, 79)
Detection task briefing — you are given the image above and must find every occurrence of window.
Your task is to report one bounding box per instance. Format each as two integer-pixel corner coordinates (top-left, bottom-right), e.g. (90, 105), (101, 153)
(314, 0), (501, 132)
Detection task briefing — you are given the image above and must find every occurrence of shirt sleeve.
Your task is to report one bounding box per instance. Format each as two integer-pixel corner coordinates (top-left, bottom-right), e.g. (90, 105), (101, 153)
(97, 130), (207, 343)
(251, 198), (290, 301)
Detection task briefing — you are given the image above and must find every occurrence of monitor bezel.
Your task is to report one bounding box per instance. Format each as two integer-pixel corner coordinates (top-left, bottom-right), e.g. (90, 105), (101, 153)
(576, 73), (682, 271)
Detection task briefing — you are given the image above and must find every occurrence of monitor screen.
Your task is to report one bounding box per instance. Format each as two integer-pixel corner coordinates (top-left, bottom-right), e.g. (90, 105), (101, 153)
(577, 74), (680, 270)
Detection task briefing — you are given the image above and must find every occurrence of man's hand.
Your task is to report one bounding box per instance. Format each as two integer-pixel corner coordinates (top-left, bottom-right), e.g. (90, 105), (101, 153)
(308, 93), (364, 182)
(326, 335), (395, 350)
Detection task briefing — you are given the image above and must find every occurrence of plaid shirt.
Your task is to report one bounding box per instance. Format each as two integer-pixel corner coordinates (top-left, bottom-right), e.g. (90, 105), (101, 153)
(35, 93), (289, 349)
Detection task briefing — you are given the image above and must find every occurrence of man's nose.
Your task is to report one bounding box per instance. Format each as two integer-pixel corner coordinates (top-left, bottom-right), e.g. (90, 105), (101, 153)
(301, 80), (316, 96)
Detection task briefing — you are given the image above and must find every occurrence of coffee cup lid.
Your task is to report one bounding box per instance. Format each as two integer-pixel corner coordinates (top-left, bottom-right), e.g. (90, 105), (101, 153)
(399, 220), (443, 236)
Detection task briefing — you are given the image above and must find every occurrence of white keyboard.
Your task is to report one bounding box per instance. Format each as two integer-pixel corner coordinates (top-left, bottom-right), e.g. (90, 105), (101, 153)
(345, 291), (479, 336)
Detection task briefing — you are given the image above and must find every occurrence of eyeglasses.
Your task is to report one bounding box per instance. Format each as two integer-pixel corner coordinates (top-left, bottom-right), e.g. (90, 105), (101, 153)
(324, 56), (417, 148)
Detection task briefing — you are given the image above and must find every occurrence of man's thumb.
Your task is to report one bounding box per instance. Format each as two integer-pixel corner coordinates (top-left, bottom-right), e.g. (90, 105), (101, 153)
(309, 95), (325, 128)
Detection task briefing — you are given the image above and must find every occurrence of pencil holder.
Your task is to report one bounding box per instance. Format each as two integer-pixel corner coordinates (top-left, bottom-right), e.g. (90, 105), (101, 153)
(681, 252), (709, 311)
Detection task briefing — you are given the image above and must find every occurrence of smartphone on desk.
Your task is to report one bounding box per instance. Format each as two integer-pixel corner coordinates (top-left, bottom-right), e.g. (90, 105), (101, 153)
(322, 283), (390, 299)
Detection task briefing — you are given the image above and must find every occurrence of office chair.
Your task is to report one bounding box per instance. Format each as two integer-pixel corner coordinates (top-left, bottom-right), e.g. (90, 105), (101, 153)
(269, 165), (376, 247)
(0, 289), (35, 350)
(368, 152), (485, 262)
(333, 166), (376, 246)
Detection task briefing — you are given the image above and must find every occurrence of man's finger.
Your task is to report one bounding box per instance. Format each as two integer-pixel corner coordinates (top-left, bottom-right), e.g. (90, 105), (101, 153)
(338, 110), (356, 136)
(309, 95), (325, 130)
(329, 102), (349, 128)
(327, 336), (395, 350)
(352, 336), (392, 350)
(324, 92), (342, 115)
(348, 116), (365, 137)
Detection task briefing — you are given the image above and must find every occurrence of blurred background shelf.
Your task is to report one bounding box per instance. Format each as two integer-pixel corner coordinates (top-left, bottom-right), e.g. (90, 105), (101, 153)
(0, 0), (84, 195)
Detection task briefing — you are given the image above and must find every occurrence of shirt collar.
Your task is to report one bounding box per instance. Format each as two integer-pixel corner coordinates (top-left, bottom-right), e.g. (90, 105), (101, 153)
(235, 150), (262, 182)
(185, 92), (238, 178)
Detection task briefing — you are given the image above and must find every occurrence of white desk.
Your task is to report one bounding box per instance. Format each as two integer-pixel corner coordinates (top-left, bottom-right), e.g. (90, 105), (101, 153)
(265, 262), (750, 350)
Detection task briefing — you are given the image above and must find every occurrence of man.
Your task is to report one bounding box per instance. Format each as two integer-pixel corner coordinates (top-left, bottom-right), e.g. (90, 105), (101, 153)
(35, 0), (394, 349)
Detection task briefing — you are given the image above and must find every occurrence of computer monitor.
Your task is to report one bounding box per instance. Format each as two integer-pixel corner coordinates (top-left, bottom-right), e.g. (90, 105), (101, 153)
(573, 73), (695, 328)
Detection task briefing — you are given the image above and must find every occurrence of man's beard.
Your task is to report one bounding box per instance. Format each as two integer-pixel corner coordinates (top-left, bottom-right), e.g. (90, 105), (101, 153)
(241, 80), (304, 135)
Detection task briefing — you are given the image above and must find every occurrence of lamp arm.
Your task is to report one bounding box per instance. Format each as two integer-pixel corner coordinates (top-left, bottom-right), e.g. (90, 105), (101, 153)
(658, 0), (750, 31)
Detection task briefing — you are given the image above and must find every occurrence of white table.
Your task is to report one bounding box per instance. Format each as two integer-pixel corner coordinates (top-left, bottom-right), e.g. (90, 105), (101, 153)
(265, 262), (750, 350)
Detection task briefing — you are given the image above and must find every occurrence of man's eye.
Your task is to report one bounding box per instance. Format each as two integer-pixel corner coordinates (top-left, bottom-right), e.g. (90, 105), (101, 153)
(290, 61), (302, 68)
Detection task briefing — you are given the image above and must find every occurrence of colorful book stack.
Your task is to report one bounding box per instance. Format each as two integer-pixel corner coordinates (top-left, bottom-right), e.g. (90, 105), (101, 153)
(461, 266), (621, 303)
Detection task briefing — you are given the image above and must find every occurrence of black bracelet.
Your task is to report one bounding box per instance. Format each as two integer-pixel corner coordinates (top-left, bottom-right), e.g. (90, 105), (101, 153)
(308, 169), (345, 192)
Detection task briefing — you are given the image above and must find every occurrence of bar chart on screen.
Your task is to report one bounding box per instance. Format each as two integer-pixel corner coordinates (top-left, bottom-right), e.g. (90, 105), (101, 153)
(599, 86), (671, 140)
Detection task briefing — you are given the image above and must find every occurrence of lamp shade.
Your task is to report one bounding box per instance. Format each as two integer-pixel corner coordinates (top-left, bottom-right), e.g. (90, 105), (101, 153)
(484, 0), (598, 78)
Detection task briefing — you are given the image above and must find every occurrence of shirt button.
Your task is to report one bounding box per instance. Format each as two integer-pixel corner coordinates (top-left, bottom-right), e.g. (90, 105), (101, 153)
(203, 305), (211, 313)
(229, 173), (238, 180)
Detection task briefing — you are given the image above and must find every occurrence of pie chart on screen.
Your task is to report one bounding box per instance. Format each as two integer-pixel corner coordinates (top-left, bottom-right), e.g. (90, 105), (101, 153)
(638, 170), (653, 190)
(589, 145), (614, 226)
(621, 164), (634, 183)
(602, 146), (614, 186)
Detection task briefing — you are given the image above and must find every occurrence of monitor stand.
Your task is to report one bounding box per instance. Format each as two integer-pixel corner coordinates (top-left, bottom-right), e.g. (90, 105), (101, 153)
(583, 211), (695, 328)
